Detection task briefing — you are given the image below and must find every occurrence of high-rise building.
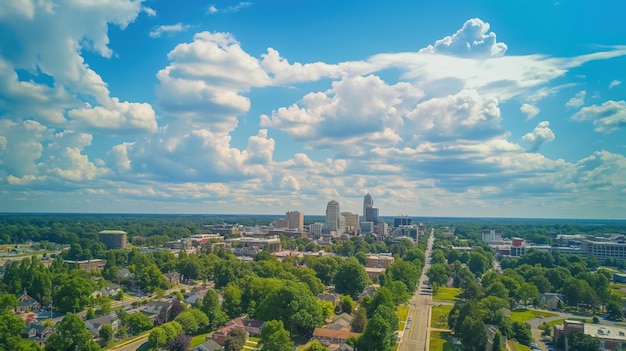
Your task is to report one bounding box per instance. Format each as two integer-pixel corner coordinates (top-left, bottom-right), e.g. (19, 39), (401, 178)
(363, 193), (373, 221)
(286, 211), (304, 231)
(394, 216), (412, 227)
(325, 200), (342, 233)
(98, 230), (127, 250)
(341, 212), (360, 230)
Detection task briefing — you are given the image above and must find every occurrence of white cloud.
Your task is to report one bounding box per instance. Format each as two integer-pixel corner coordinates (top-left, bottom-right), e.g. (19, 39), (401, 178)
(149, 23), (191, 38)
(68, 98), (157, 134)
(142, 6), (157, 17)
(610, 80), (622, 89)
(419, 18), (508, 57)
(572, 100), (626, 133)
(404, 89), (502, 142)
(261, 75), (421, 152)
(520, 103), (540, 119)
(208, 6), (218, 14)
(260, 48), (344, 84)
(566, 90), (586, 108)
(522, 121), (556, 152)
(0, 0), (157, 135)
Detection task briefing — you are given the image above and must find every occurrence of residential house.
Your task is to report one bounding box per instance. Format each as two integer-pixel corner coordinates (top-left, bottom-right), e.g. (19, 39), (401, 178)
(15, 290), (41, 313)
(313, 328), (361, 346)
(91, 285), (123, 299)
(325, 313), (353, 331)
(164, 272), (181, 285)
(329, 344), (353, 351)
(357, 285), (378, 301)
(540, 293), (564, 310)
(140, 300), (174, 319)
(85, 313), (120, 337)
(317, 293), (340, 307)
(185, 287), (208, 306)
(193, 339), (222, 351)
(22, 323), (54, 347)
(211, 318), (264, 345)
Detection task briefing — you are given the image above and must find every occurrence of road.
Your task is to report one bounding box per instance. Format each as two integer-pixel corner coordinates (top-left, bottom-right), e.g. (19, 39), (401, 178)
(398, 229), (435, 351)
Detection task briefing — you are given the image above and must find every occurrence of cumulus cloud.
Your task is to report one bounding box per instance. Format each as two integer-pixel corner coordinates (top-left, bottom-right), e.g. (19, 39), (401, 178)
(149, 23), (191, 38)
(261, 75), (421, 152)
(572, 100), (626, 133)
(0, 0), (157, 134)
(157, 32), (270, 131)
(404, 89), (502, 142)
(520, 103), (540, 119)
(522, 121), (556, 152)
(566, 90), (586, 108)
(260, 48), (344, 84)
(419, 18), (508, 57)
(610, 80), (622, 89)
(68, 98), (157, 134)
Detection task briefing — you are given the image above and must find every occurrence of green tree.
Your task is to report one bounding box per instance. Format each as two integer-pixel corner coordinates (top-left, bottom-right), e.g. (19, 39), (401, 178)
(357, 313), (395, 351)
(511, 321), (532, 346)
(254, 281), (324, 336)
(333, 258), (370, 298)
(124, 312), (154, 335)
(224, 329), (247, 351)
(492, 330), (503, 351)
(458, 316), (487, 351)
(148, 327), (167, 349)
(260, 320), (294, 351)
(168, 332), (191, 351)
(310, 256), (339, 286)
(427, 263), (451, 287)
(352, 307), (367, 333)
(99, 324), (113, 346)
(45, 313), (100, 351)
(568, 331), (600, 351)
(0, 310), (27, 351)
(340, 295), (356, 314)
(53, 276), (95, 313)
(385, 259), (420, 293)
(305, 339), (329, 351)
(607, 300), (624, 320)
(222, 284), (243, 319)
(201, 289), (228, 329)
(366, 287), (395, 318)
(174, 310), (200, 334)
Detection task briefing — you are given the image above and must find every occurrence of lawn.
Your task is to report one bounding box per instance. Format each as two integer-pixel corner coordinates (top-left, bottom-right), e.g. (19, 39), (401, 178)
(190, 333), (210, 348)
(610, 283), (626, 298)
(510, 308), (558, 323)
(506, 341), (531, 351)
(429, 331), (454, 351)
(397, 305), (410, 331)
(431, 304), (453, 329)
(433, 287), (461, 301)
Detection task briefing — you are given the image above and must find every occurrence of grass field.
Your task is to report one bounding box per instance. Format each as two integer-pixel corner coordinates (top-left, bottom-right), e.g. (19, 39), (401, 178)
(610, 283), (626, 298)
(397, 305), (410, 330)
(510, 308), (557, 323)
(190, 333), (210, 348)
(433, 287), (461, 301)
(431, 304), (453, 329)
(429, 331), (454, 351)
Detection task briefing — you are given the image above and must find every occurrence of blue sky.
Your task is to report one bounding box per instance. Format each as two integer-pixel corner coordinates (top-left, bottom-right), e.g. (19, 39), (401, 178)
(1, 0), (626, 219)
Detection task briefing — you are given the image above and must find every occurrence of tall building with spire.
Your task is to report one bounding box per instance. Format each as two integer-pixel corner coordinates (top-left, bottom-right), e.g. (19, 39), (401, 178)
(363, 193), (373, 222)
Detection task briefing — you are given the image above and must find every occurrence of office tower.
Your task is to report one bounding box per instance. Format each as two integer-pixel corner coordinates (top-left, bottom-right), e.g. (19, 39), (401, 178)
(363, 193), (373, 221)
(286, 211), (304, 231)
(394, 216), (412, 227)
(98, 230), (128, 250)
(325, 200), (342, 232)
(341, 212), (360, 229)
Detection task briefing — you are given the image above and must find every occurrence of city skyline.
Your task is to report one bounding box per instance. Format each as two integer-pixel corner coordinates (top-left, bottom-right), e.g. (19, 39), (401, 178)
(1, 1), (626, 219)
